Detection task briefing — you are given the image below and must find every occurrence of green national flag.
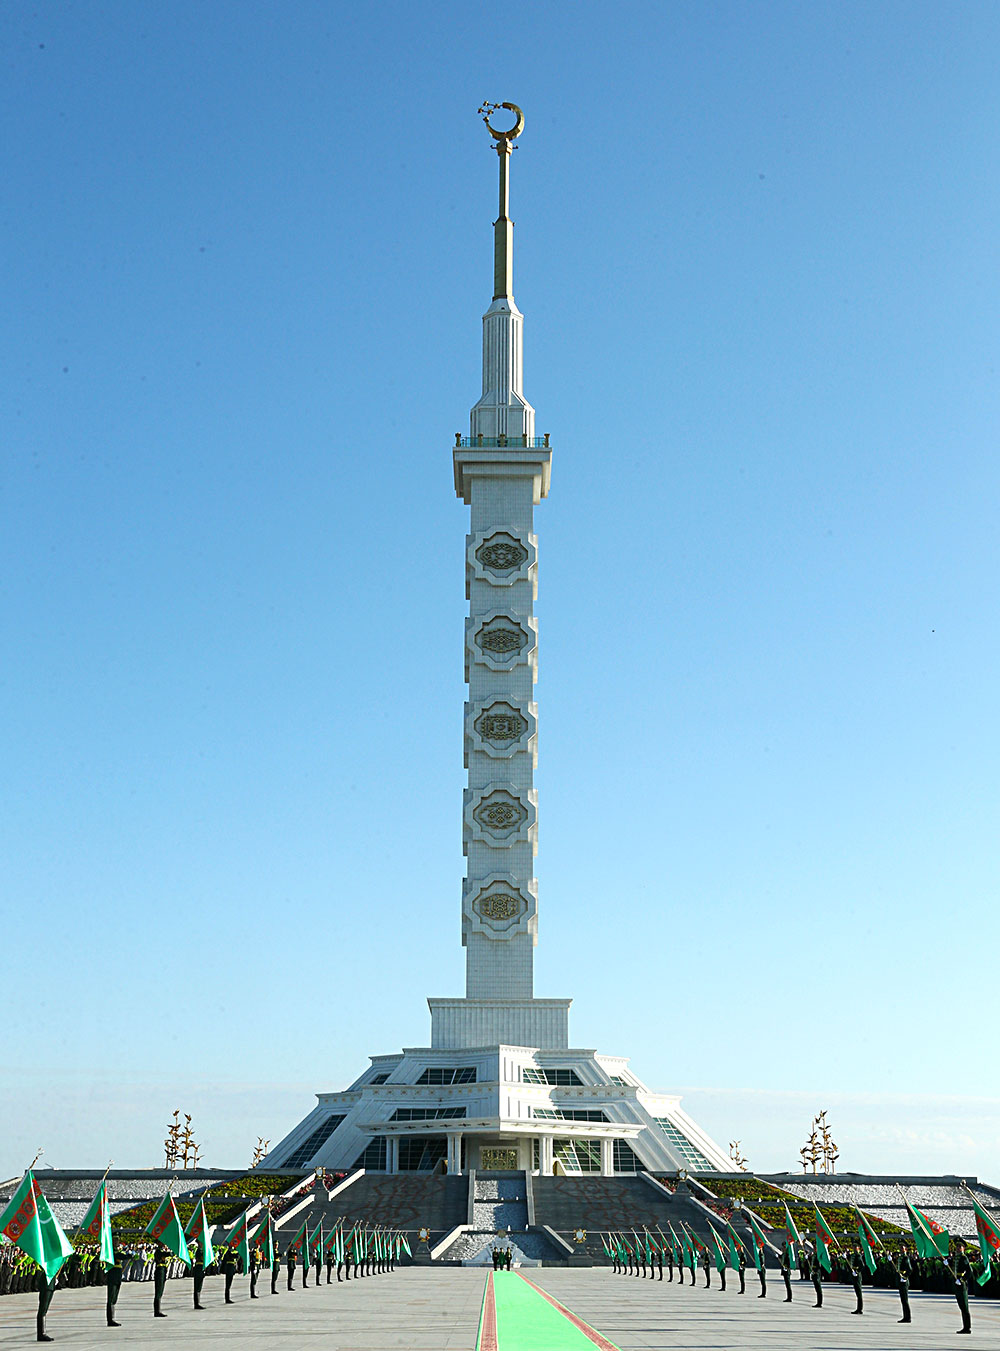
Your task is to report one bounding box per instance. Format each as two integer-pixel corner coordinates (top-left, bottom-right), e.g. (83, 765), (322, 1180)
(854, 1207), (881, 1274)
(308, 1219), (324, 1260)
(813, 1205), (837, 1273)
(902, 1195), (949, 1259)
(708, 1226), (726, 1273)
(747, 1212), (770, 1270)
(77, 1180), (115, 1267)
(724, 1222), (742, 1271)
(145, 1192), (191, 1265)
(288, 1217), (308, 1260)
(249, 1212), (272, 1266)
(0, 1172), (74, 1281)
(783, 1201), (801, 1248)
(225, 1207), (253, 1269)
(185, 1198), (215, 1270)
(968, 1194), (1000, 1284)
(667, 1223), (683, 1263)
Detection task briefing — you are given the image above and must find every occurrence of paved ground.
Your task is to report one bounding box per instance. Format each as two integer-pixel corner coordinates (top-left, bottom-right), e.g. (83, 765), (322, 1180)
(1, 1268), (999, 1349)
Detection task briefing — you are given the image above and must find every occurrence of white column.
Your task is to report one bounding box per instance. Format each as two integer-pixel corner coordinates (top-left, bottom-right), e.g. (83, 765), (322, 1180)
(601, 1136), (614, 1177)
(447, 1133), (462, 1175)
(540, 1134), (554, 1175)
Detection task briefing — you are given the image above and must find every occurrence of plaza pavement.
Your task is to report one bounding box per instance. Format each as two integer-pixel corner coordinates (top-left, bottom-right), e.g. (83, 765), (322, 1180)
(1, 1267), (999, 1350)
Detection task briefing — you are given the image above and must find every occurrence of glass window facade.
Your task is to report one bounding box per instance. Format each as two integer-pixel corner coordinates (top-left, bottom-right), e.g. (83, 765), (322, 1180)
(613, 1139), (642, 1173)
(531, 1108), (606, 1121)
(653, 1118), (716, 1171)
(370, 1073), (390, 1085)
(398, 1136), (448, 1171)
(553, 1138), (601, 1173)
(281, 1115), (346, 1169)
(390, 1107), (466, 1121)
(352, 1136), (387, 1171)
(522, 1067), (582, 1086)
(416, 1067), (476, 1084)
(610, 1075), (630, 1087)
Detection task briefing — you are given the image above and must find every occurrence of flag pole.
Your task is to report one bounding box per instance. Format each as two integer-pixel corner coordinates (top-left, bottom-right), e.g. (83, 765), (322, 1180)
(27, 1148), (44, 1170)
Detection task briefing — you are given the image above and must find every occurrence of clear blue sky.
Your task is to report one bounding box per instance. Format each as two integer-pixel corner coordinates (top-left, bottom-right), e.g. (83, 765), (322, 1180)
(3, 0), (998, 1183)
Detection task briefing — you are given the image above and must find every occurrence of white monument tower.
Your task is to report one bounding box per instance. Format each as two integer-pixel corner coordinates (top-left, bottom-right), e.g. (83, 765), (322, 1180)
(265, 106), (732, 1179)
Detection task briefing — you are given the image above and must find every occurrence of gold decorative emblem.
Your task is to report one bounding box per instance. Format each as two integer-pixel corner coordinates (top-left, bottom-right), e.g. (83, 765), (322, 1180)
(476, 624), (525, 654)
(474, 795), (527, 831)
(479, 893), (521, 920)
(476, 707), (527, 744)
(574, 1228), (587, 1243)
(477, 535), (528, 572)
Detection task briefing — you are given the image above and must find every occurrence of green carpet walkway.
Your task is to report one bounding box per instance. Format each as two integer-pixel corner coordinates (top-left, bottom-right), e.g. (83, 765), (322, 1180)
(478, 1269), (621, 1351)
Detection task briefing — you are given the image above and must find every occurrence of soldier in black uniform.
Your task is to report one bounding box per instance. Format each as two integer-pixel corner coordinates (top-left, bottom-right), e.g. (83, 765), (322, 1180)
(270, 1241), (281, 1294)
(848, 1248), (864, 1313)
(849, 1249), (864, 1314)
(895, 1252), (912, 1323)
(249, 1242), (261, 1298)
(780, 1247), (793, 1302)
(665, 1243), (674, 1282)
(153, 1242), (170, 1317)
(105, 1240), (124, 1326)
(656, 1244), (663, 1281)
(191, 1238), (206, 1309)
(718, 1249), (727, 1292)
(285, 1244), (296, 1291)
(35, 1266), (55, 1343)
(702, 1248), (711, 1288)
(313, 1239), (322, 1287)
(222, 1244), (237, 1303)
(810, 1254), (823, 1308)
(757, 1252), (767, 1298)
(302, 1241), (310, 1288)
(737, 1248), (746, 1294)
(953, 1245), (973, 1334)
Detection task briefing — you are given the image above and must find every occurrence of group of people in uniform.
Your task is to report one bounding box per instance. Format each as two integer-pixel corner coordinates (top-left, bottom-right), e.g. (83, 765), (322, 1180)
(607, 1227), (980, 1334)
(490, 1246), (513, 1270)
(28, 1228), (398, 1342)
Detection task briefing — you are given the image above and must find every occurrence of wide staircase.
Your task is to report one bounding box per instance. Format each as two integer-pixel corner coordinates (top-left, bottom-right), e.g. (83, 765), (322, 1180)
(444, 1172), (563, 1264)
(273, 1172), (468, 1260)
(532, 1175), (716, 1263)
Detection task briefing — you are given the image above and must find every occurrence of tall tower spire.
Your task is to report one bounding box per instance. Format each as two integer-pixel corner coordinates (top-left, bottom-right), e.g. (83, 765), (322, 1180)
(469, 103), (535, 444)
(486, 100), (522, 301)
(439, 104), (565, 1051)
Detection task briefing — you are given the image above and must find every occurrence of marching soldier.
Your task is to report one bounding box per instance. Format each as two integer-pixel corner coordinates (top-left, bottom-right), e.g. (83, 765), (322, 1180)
(810, 1254), (823, 1308)
(105, 1239), (124, 1327)
(222, 1244), (238, 1303)
(270, 1241), (281, 1295)
(35, 1265), (56, 1343)
(250, 1242), (261, 1299)
(849, 1249), (864, 1315)
(757, 1253), (767, 1298)
(895, 1252), (911, 1323)
(780, 1247), (793, 1303)
(702, 1247), (711, 1288)
(325, 1243), (335, 1284)
(737, 1248), (746, 1294)
(153, 1242), (170, 1317)
(191, 1238), (206, 1310)
(285, 1244), (297, 1292)
(953, 1244), (973, 1334)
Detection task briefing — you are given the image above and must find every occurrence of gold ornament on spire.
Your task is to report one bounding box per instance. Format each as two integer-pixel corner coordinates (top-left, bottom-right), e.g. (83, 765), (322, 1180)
(477, 101), (524, 301)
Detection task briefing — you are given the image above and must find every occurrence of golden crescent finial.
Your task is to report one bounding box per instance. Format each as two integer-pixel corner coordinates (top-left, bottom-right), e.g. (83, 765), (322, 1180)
(479, 101), (524, 143)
